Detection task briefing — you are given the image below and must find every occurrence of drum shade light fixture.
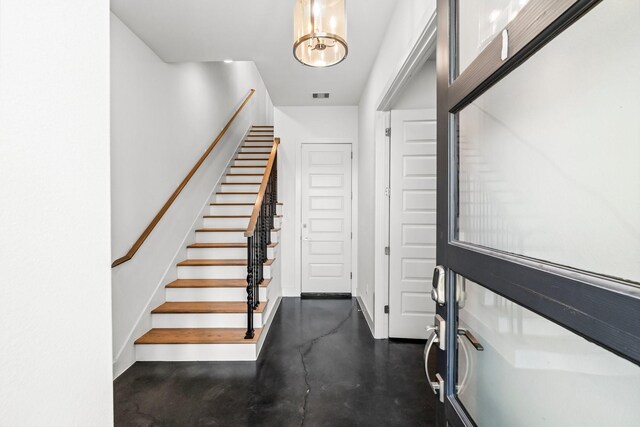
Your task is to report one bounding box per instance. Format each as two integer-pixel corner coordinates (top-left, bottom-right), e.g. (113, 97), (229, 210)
(293, 0), (348, 67)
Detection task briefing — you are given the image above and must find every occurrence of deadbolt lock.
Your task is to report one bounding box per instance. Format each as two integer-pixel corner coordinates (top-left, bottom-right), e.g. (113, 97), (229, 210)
(431, 266), (446, 306)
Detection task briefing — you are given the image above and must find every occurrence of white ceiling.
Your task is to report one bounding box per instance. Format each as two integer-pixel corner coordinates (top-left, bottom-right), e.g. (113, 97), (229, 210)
(111, 0), (399, 106)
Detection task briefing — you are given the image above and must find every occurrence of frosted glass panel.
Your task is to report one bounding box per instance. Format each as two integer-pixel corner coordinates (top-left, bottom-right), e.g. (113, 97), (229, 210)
(457, 0), (640, 283)
(458, 279), (640, 426)
(458, 0), (530, 74)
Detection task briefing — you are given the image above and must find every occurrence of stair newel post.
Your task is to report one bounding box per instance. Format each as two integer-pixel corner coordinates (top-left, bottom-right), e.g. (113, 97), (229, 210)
(245, 235), (255, 339)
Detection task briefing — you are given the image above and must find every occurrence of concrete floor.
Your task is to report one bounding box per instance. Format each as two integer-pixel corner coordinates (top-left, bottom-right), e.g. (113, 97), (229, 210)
(114, 298), (438, 426)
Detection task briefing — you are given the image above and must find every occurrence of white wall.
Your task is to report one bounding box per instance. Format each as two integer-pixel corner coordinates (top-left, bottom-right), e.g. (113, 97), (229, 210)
(357, 0), (437, 337)
(0, 1), (113, 425)
(274, 106), (359, 296)
(111, 13), (273, 377)
(391, 60), (437, 110)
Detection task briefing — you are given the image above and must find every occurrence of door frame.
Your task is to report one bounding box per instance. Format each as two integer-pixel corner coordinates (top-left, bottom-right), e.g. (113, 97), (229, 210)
(296, 140), (356, 296)
(435, 0), (640, 425)
(371, 10), (438, 339)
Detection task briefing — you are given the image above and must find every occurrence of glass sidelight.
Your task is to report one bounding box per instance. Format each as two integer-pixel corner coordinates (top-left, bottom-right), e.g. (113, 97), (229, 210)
(457, 278), (640, 426)
(456, 0), (640, 283)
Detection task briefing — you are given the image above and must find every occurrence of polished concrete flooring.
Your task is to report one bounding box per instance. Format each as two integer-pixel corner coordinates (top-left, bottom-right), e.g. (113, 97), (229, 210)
(114, 298), (437, 426)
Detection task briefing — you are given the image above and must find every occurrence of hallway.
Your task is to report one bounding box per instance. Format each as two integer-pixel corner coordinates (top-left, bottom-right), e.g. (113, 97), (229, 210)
(114, 298), (437, 426)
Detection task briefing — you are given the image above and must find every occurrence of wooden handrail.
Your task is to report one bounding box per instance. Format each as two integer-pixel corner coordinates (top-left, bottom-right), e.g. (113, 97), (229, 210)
(112, 89), (256, 268)
(245, 137), (279, 237)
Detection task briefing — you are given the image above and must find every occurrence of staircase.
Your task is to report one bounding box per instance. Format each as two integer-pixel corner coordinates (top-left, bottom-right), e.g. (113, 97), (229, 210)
(134, 125), (282, 361)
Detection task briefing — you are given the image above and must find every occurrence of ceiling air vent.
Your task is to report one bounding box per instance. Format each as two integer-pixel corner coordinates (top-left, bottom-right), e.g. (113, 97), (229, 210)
(312, 93), (330, 99)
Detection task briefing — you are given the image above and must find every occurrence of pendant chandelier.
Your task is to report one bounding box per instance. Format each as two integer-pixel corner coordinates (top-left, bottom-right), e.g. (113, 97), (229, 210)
(293, 0), (348, 67)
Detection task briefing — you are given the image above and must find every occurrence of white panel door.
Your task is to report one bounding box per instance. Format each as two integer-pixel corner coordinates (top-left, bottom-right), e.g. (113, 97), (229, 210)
(389, 109), (437, 338)
(301, 144), (352, 294)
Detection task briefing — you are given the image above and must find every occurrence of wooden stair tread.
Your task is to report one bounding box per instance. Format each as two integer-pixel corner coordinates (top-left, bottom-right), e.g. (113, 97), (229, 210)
(221, 183), (261, 186)
(196, 227), (281, 232)
(216, 191), (258, 195)
(231, 165), (267, 168)
(166, 278), (271, 288)
(203, 215), (249, 218)
(237, 152), (271, 155)
(203, 215), (282, 218)
(187, 242), (278, 248)
(196, 227), (245, 232)
(177, 258), (274, 266)
(226, 173), (264, 176)
(151, 301), (267, 314)
(135, 328), (262, 344)
(210, 202), (283, 206)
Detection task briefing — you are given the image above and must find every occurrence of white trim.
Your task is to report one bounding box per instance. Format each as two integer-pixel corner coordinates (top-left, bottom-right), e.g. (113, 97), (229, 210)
(294, 139), (358, 296)
(371, 10), (438, 339)
(376, 11), (438, 111)
(373, 111), (391, 339)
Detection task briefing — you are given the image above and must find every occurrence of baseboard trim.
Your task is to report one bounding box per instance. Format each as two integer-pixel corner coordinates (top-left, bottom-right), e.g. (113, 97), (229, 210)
(356, 296), (375, 338)
(301, 292), (352, 299)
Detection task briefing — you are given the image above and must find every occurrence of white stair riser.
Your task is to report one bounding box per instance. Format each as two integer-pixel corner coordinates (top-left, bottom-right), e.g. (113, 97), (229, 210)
(208, 204), (282, 216)
(203, 217), (249, 228)
(166, 286), (268, 302)
(196, 230), (279, 244)
(236, 153), (270, 160)
(151, 312), (264, 328)
(209, 205), (253, 215)
(136, 343), (257, 361)
(230, 167), (265, 174)
(187, 245), (276, 259)
(233, 160), (268, 167)
(215, 194), (257, 203)
(225, 175), (262, 183)
(177, 264), (272, 279)
(203, 216), (281, 228)
(241, 147), (272, 153)
(220, 184), (260, 193)
(243, 141), (273, 147)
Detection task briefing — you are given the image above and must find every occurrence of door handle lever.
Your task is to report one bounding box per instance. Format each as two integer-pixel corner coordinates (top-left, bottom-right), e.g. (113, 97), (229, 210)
(457, 328), (484, 351)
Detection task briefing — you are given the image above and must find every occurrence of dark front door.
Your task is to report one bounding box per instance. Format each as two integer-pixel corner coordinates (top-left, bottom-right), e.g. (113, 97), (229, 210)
(429, 0), (640, 425)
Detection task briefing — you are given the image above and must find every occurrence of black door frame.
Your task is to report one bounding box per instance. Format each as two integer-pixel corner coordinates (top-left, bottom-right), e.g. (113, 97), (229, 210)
(435, 0), (640, 425)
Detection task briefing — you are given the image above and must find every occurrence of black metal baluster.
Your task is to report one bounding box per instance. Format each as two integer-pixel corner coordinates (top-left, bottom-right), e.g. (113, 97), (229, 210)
(255, 213), (261, 309)
(245, 235), (254, 339)
(245, 139), (279, 339)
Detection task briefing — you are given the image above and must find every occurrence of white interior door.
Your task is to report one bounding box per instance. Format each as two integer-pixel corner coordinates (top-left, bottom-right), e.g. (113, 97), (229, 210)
(301, 143), (352, 294)
(388, 109), (437, 338)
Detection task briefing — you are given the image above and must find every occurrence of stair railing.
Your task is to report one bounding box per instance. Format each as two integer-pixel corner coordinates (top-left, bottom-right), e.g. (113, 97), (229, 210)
(244, 137), (279, 339)
(111, 89), (256, 268)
